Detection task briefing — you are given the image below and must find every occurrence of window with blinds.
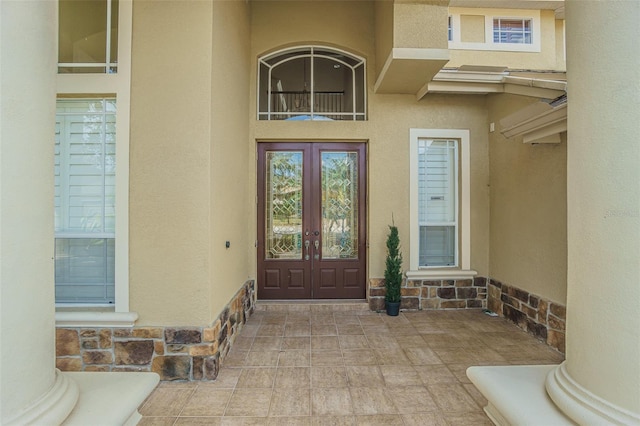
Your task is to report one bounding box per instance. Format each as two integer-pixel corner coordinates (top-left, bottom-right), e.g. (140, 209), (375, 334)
(417, 139), (458, 267)
(55, 99), (116, 304)
(493, 18), (533, 44)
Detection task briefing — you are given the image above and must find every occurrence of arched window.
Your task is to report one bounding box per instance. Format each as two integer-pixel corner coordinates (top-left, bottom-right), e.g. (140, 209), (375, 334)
(258, 46), (366, 121)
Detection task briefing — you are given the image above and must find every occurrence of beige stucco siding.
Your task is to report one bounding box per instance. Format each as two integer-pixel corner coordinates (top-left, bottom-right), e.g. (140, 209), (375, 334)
(393, 2), (449, 49)
(210, 1), (253, 319)
(126, 0), (568, 326)
(251, 1), (490, 279)
(487, 94), (567, 305)
(130, 1), (215, 325)
(374, 0), (394, 76)
(460, 14), (485, 43)
(251, 0), (374, 59)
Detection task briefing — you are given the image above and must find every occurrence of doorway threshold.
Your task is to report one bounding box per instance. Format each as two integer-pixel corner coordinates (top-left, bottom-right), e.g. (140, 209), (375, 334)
(255, 299), (370, 312)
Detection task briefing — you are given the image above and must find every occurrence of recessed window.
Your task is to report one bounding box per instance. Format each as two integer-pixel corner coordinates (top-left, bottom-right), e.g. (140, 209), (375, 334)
(410, 129), (471, 273)
(448, 16), (453, 42)
(258, 46), (366, 121)
(58, 0), (119, 73)
(55, 98), (116, 303)
(493, 18), (532, 44)
(418, 139), (458, 267)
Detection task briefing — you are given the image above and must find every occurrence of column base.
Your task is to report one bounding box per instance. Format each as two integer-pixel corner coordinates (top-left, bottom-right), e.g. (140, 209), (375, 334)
(467, 365), (574, 425)
(61, 371), (159, 425)
(546, 362), (640, 425)
(4, 369), (79, 425)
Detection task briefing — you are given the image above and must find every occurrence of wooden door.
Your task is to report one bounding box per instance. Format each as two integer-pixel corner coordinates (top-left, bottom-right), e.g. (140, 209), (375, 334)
(257, 142), (366, 299)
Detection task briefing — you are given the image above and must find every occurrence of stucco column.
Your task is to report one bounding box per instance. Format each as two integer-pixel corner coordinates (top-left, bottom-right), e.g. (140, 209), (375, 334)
(545, 1), (640, 423)
(0, 1), (78, 424)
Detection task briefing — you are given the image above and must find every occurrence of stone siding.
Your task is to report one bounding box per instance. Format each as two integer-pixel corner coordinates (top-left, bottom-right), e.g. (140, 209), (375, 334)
(368, 277), (488, 312)
(487, 279), (566, 353)
(56, 280), (256, 381)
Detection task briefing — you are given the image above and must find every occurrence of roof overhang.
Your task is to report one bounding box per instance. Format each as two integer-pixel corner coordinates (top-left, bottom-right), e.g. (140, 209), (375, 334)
(374, 48), (450, 94)
(499, 97), (567, 144)
(418, 67), (566, 99)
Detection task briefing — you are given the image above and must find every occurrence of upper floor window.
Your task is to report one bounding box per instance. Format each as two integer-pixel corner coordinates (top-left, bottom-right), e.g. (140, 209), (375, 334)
(447, 9), (540, 53)
(493, 18), (532, 44)
(258, 46), (366, 121)
(58, 0), (119, 73)
(448, 16), (453, 42)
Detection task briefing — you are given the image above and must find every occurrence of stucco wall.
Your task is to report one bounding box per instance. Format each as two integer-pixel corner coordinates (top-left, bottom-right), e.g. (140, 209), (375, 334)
(130, 0), (252, 326)
(130, 1), (214, 325)
(487, 93), (567, 305)
(374, 0), (393, 76)
(210, 1), (253, 319)
(393, 2), (448, 49)
(251, 1), (491, 280)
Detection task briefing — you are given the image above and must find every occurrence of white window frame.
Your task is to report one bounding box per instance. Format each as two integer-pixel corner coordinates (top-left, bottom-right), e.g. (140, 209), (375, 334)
(492, 17), (533, 45)
(58, 0), (119, 73)
(257, 45), (367, 121)
(55, 0), (135, 327)
(408, 129), (475, 280)
(448, 9), (541, 53)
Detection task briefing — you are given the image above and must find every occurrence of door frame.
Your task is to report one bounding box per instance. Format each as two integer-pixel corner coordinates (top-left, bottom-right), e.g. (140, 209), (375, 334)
(256, 141), (368, 300)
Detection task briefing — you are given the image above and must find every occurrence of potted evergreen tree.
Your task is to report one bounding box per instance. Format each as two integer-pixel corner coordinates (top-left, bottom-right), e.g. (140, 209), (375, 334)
(384, 223), (403, 316)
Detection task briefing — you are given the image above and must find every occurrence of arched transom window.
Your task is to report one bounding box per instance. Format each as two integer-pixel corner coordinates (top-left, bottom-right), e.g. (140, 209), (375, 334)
(258, 46), (366, 121)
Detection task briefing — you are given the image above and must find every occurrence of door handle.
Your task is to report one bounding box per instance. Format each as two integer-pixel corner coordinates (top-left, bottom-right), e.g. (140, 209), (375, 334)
(314, 240), (320, 259)
(304, 240), (310, 260)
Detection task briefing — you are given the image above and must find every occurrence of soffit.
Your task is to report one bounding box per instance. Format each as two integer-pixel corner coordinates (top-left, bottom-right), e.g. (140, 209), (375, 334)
(449, 0), (565, 18)
(499, 95), (567, 144)
(418, 67), (566, 99)
(374, 48), (450, 94)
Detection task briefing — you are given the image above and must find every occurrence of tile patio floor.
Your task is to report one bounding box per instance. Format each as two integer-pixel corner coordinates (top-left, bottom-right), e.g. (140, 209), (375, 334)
(139, 304), (564, 425)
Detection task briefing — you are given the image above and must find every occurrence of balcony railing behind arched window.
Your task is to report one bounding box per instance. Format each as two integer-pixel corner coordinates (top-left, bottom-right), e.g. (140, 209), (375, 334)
(258, 46), (366, 121)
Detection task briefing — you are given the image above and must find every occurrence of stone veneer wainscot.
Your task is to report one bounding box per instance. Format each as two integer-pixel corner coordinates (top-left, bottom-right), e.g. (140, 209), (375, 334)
(487, 278), (566, 353)
(368, 276), (488, 312)
(368, 276), (566, 354)
(56, 280), (256, 381)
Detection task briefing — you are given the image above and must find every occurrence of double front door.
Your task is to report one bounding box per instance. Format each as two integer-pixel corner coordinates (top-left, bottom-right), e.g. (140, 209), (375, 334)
(257, 142), (367, 299)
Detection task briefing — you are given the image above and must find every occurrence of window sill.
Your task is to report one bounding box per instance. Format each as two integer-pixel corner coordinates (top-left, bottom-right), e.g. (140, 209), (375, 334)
(406, 269), (477, 280)
(448, 42), (540, 53)
(55, 311), (138, 328)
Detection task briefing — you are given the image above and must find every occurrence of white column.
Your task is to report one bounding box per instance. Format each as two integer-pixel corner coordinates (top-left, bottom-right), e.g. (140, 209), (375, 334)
(545, 1), (640, 423)
(0, 1), (78, 424)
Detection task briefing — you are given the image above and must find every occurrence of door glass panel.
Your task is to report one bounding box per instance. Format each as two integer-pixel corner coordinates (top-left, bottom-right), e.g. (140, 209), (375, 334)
(266, 152), (303, 259)
(321, 152), (358, 259)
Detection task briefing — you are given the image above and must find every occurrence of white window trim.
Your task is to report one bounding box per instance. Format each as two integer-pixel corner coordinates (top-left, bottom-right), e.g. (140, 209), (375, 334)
(448, 9), (541, 53)
(409, 129), (475, 280)
(256, 45), (367, 121)
(55, 0), (134, 326)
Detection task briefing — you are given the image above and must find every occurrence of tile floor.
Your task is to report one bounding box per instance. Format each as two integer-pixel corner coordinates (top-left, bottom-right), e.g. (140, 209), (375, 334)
(139, 305), (564, 425)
